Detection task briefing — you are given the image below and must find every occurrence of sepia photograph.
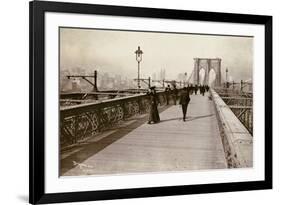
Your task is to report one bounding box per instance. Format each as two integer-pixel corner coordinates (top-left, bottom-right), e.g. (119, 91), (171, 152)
(28, 1), (273, 203)
(59, 27), (253, 177)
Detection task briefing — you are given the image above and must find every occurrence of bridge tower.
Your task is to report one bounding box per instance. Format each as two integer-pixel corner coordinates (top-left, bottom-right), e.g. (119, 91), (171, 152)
(193, 58), (222, 86)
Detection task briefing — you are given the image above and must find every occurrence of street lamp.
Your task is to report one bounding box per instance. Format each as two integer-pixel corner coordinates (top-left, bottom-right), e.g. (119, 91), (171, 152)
(225, 67), (228, 82)
(135, 46), (143, 89)
(225, 68), (229, 88)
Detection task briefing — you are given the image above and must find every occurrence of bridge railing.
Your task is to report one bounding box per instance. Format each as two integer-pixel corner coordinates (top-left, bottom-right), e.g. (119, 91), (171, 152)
(210, 89), (253, 168)
(214, 87), (253, 134)
(60, 91), (168, 149)
(215, 87), (252, 98)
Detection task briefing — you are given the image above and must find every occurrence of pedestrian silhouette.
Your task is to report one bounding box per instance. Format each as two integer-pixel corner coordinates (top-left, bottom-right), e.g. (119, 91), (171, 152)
(172, 85), (178, 105)
(165, 85), (171, 105)
(147, 86), (160, 124)
(179, 87), (190, 121)
(194, 84), (198, 95)
(200, 85), (206, 96)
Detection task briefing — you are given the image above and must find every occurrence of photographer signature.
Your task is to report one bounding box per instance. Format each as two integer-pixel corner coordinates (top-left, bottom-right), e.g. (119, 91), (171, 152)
(73, 161), (94, 169)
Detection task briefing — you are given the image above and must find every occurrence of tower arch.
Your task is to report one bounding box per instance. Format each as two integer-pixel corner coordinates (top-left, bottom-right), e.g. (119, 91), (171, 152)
(193, 58), (221, 86)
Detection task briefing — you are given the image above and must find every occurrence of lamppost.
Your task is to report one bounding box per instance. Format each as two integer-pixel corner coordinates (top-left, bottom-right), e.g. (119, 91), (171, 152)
(135, 46), (143, 89)
(225, 68), (229, 88)
(225, 68), (228, 82)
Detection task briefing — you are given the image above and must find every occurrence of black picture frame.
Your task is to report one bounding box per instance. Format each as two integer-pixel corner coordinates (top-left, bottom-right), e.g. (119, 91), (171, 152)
(29, 0), (272, 204)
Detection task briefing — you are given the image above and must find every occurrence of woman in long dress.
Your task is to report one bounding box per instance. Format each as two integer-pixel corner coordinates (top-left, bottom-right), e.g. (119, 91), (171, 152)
(147, 87), (160, 124)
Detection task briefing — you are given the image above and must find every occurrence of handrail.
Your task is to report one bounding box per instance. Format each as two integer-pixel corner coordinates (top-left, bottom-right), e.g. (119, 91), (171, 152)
(210, 89), (253, 168)
(59, 90), (172, 148)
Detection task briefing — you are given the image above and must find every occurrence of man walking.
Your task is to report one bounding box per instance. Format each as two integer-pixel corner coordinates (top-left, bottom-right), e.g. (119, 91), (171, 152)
(179, 87), (190, 121)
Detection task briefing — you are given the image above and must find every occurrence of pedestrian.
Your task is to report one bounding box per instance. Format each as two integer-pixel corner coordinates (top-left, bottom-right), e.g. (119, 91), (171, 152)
(189, 84), (193, 95)
(147, 86), (160, 124)
(194, 84), (198, 95)
(179, 87), (190, 121)
(165, 85), (171, 105)
(172, 85), (178, 105)
(201, 85), (205, 96)
(191, 84), (195, 95)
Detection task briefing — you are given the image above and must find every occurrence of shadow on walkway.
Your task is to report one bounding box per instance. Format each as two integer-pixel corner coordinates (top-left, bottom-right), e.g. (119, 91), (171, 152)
(60, 104), (172, 175)
(185, 114), (214, 121)
(158, 117), (182, 123)
(156, 114), (214, 123)
(61, 105), (215, 175)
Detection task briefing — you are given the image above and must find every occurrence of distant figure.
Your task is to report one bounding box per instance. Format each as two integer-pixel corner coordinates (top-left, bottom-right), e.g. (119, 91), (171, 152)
(172, 85), (178, 105)
(165, 85), (171, 105)
(147, 87), (160, 124)
(206, 85), (210, 92)
(194, 84), (198, 95)
(200, 85), (206, 96)
(188, 84), (193, 95)
(191, 84), (195, 95)
(179, 87), (190, 121)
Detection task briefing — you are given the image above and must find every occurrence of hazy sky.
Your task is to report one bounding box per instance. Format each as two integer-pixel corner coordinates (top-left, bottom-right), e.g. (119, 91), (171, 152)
(60, 28), (253, 81)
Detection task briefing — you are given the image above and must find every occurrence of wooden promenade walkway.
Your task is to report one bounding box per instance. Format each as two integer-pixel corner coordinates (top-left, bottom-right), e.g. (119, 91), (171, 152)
(62, 95), (227, 176)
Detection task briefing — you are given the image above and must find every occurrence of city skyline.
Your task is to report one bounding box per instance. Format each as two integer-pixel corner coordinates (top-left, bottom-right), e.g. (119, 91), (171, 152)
(60, 69), (170, 92)
(60, 27), (253, 83)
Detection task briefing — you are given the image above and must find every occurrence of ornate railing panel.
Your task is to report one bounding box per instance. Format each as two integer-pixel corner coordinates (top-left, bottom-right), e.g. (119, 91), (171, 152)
(60, 91), (168, 148)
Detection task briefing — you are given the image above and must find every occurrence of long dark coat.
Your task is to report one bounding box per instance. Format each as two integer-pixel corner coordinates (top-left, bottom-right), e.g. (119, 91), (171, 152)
(179, 89), (190, 105)
(148, 92), (160, 123)
(179, 89), (190, 120)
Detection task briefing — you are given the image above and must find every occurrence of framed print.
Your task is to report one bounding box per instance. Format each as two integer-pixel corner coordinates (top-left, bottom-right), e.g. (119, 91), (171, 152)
(29, 0), (272, 204)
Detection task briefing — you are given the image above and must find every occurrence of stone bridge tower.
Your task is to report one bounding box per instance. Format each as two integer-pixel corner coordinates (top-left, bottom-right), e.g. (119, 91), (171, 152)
(193, 58), (222, 86)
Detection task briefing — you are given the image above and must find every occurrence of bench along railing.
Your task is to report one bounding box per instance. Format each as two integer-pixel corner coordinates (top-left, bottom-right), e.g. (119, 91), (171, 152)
(60, 91), (169, 148)
(211, 89), (253, 168)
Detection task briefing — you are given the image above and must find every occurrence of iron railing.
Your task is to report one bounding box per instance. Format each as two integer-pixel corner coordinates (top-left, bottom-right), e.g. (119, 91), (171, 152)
(215, 88), (253, 134)
(60, 91), (169, 148)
